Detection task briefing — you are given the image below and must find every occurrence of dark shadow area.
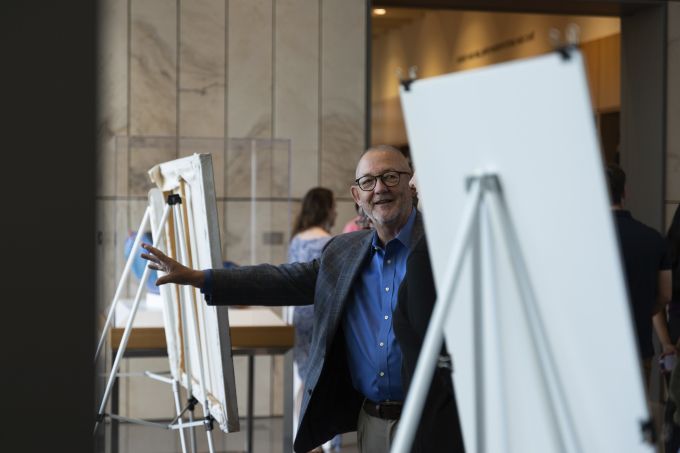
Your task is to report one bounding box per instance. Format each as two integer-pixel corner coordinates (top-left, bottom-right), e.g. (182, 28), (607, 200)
(0, 1), (95, 451)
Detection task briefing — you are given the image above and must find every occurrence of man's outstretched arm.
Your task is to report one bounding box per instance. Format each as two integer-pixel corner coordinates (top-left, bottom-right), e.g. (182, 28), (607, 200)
(141, 242), (319, 307)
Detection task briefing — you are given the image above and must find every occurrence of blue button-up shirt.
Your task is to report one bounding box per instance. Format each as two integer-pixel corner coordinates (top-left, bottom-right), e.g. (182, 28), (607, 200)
(343, 208), (416, 402)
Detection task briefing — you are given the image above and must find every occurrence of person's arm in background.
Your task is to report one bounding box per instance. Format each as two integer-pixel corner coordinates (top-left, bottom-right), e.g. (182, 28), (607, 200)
(654, 269), (675, 355)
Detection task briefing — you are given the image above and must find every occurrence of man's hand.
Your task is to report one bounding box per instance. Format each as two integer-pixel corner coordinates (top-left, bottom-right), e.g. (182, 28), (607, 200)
(662, 342), (678, 357)
(140, 243), (205, 288)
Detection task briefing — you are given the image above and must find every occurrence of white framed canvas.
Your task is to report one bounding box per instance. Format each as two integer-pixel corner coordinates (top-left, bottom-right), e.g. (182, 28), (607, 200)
(148, 153), (239, 433)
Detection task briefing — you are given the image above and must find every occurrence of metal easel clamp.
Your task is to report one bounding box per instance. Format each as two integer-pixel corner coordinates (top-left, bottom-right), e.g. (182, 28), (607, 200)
(204, 414), (215, 432)
(465, 174), (501, 193)
(167, 193), (182, 205)
(549, 24), (581, 61)
(640, 418), (656, 445)
(397, 65), (418, 92)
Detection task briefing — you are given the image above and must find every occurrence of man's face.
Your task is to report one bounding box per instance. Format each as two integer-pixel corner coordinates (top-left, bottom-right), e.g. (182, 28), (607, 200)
(351, 149), (414, 230)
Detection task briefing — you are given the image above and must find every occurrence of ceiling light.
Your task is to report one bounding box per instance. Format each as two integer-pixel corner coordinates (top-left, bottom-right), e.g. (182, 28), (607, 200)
(373, 8), (387, 16)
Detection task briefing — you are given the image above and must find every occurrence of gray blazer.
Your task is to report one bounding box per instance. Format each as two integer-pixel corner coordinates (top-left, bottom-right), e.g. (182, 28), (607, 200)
(207, 212), (424, 452)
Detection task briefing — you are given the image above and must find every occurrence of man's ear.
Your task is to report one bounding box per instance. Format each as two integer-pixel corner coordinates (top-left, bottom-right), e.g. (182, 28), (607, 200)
(351, 185), (361, 205)
(409, 184), (417, 199)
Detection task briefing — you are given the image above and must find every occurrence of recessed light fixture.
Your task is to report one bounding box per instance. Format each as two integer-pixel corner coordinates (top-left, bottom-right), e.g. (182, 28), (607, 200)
(373, 8), (387, 16)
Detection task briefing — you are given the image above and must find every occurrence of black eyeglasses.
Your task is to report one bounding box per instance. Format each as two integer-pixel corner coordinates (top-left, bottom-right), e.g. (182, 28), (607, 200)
(354, 170), (412, 191)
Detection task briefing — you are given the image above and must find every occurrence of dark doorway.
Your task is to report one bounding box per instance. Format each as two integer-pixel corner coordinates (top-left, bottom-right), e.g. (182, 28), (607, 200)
(599, 110), (620, 165)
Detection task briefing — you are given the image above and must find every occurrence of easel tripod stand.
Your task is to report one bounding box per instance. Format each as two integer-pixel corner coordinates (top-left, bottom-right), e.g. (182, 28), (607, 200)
(94, 191), (218, 453)
(391, 174), (583, 453)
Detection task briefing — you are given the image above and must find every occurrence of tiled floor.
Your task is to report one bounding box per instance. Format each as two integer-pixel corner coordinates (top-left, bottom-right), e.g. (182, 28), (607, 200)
(103, 417), (359, 453)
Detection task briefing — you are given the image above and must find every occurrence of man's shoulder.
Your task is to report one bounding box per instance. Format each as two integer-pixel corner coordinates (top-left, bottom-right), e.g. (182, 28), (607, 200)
(617, 213), (669, 263)
(320, 229), (372, 259)
(327, 229), (372, 247)
(622, 215), (665, 242)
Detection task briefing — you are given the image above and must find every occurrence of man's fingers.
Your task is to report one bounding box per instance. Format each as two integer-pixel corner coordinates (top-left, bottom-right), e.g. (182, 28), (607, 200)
(141, 242), (167, 260)
(156, 275), (171, 286)
(141, 252), (161, 265)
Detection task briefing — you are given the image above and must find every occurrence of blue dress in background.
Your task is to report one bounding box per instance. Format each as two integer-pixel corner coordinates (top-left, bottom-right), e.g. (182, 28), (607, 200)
(287, 235), (331, 381)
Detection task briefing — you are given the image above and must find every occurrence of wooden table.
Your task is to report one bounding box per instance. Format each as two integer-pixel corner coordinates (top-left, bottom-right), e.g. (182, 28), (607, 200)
(110, 307), (295, 453)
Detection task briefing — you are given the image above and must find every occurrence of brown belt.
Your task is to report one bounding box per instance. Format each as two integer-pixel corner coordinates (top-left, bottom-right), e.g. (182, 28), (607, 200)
(362, 399), (403, 420)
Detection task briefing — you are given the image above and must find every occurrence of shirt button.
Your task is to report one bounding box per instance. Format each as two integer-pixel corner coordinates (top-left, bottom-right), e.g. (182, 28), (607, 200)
(379, 342), (384, 347)
(384, 315), (389, 320)
(379, 371), (385, 377)
(387, 259), (392, 264)
(385, 287), (390, 292)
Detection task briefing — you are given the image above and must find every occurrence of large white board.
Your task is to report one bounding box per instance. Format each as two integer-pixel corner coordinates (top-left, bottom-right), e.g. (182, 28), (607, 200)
(148, 153), (239, 433)
(400, 50), (651, 452)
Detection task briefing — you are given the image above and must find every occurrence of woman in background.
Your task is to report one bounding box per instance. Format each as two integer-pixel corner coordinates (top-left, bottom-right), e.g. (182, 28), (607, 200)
(287, 187), (339, 453)
(342, 202), (371, 233)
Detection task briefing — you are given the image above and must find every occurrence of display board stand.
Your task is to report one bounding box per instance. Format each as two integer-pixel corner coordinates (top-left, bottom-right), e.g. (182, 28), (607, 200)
(394, 45), (654, 453)
(392, 174), (600, 453)
(94, 193), (216, 453)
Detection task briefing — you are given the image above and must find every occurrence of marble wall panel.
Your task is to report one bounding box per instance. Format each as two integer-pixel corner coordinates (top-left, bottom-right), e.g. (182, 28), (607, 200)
(274, 0), (320, 198)
(670, 3), (680, 43)
(97, 0), (129, 197)
(179, 0), (225, 138)
(253, 143), (275, 198)
(668, 37), (680, 202)
(271, 139), (293, 199)
(227, 0), (273, 139)
(320, 0), (366, 196)
(115, 136), (130, 197)
(130, 0), (177, 136)
(226, 201), (256, 265)
(223, 200), (250, 265)
(225, 138), (254, 198)
(128, 136), (178, 196)
(224, 200), (292, 266)
(225, 138), (291, 199)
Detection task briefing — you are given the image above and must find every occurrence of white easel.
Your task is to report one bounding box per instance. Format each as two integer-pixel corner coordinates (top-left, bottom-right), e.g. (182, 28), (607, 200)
(392, 44), (655, 453)
(391, 174), (586, 453)
(94, 190), (218, 453)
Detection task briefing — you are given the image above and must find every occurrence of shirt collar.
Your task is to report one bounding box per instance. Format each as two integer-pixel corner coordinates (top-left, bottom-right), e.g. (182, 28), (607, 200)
(371, 208), (417, 251)
(613, 209), (632, 219)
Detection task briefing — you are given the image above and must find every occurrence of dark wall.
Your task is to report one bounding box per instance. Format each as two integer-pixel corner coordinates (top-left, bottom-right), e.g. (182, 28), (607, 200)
(621, 4), (667, 231)
(0, 1), (95, 450)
